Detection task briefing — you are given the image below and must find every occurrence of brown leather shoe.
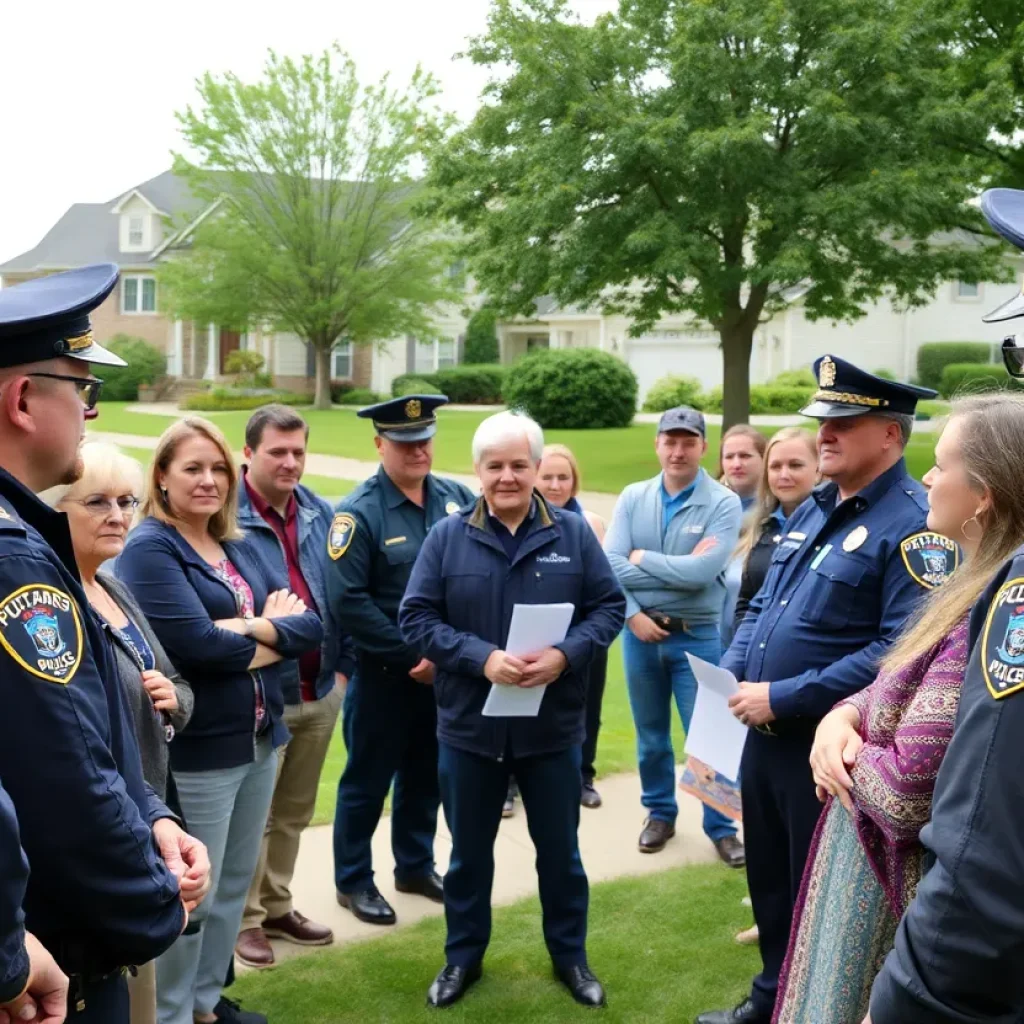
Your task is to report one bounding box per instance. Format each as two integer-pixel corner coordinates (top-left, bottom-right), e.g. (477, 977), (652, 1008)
(263, 910), (333, 946)
(714, 835), (746, 869)
(638, 817), (676, 853)
(234, 927), (275, 968)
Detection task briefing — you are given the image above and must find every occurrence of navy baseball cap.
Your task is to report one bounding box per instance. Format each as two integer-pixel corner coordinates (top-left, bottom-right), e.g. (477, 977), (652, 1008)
(657, 406), (706, 437)
(357, 394), (450, 442)
(801, 354), (936, 419)
(0, 264), (126, 368)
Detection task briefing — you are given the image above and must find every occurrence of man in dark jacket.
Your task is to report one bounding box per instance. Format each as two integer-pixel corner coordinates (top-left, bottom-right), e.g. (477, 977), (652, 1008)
(400, 410), (626, 1011)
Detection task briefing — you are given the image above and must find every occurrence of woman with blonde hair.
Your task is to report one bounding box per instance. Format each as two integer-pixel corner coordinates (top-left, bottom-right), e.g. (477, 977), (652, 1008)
(42, 441), (195, 1024)
(118, 417), (322, 1024)
(776, 393), (1024, 1023)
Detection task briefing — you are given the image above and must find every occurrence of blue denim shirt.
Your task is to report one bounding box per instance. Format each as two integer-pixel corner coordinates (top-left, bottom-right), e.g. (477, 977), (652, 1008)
(237, 479), (356, 705)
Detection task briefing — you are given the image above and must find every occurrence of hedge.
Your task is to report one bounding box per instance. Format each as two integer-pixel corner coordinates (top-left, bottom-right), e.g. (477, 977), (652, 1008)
(394, 377), (443, 397)
(939, 362), (1022, 398)
(464, 308), (500, 364)
(391, 365), (507, 404)
(182, 389), (312, 411)
(101, 335), (167, 401)
(917, 342), (991, 391)
(502, 348), (638, 429)
(701, 384), (813, 414)
(642, 375), (706, 412)
(338, 388), (385, 406)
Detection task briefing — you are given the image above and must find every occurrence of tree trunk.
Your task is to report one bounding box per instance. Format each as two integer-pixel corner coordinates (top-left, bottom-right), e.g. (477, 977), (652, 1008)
(313, 345), (332, 410)
(720, 322), (755, 432)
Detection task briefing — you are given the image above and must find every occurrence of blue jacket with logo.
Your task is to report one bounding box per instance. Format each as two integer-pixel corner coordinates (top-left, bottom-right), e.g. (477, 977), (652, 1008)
(237, 478), (356, 703)
(723, 460), (949, 722)
(0, 779), (29, 1003)
(118, 517), (323, 772)
(398, 494), (626, 759)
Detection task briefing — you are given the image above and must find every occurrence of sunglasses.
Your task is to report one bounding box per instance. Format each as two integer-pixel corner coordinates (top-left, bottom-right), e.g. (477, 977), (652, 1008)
(1002, 337), (1024, 380)
(27, 372), (104, 410)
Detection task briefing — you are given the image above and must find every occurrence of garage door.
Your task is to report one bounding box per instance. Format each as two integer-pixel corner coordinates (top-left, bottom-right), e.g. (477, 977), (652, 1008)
(625, 331), (723, 403)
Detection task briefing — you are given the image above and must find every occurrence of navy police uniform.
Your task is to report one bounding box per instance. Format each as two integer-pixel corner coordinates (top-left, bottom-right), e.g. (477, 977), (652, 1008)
(868, 187), (1024, 1023)
(0, 778), (30, 1006)
(0, 267), (185, 1022)
(329, 396), (474, 905)
(716, 357), (953, 1023)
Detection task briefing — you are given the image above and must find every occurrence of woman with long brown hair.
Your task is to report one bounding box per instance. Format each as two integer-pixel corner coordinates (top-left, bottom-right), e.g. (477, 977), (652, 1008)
(776, 393), (1024, 1023)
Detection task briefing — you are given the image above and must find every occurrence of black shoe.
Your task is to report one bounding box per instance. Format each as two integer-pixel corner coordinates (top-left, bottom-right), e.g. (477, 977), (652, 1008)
(396, 870), (444, 903)
(638, 817), (676, 853)
(336, 885), (397, 925)
(713, 835), (746, 869)
(555, 963), (606, 1007)
(581, 782), (602, 809)
(426, 963), (482, 1008)
(695, 998), (770, 1024)
(213, 996), (267, 1023)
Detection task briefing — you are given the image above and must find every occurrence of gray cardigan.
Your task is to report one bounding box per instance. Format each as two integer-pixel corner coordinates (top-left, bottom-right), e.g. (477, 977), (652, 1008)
(96, 571), (194, 799)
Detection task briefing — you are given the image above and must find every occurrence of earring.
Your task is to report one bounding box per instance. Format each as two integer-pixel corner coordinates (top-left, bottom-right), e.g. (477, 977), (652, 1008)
(961, 514), (983, 542)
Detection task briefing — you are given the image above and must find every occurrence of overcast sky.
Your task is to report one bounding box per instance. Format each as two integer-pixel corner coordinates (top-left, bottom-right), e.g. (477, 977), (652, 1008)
(0, 0), (617, 264)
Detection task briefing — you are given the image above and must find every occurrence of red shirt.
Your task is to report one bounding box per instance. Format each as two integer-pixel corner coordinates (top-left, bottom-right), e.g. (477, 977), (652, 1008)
(244, 474), (321, 701)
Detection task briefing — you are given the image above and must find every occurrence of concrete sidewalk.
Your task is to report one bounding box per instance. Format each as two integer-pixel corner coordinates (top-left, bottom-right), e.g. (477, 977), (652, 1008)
(253, 769), (732, 969)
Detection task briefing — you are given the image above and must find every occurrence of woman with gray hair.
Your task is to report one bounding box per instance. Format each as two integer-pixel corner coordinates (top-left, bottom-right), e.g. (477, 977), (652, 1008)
(41, 441), (194, 1024)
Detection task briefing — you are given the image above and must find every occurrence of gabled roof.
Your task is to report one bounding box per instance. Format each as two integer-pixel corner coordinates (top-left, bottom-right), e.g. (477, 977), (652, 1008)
(0, 170), (208, 274)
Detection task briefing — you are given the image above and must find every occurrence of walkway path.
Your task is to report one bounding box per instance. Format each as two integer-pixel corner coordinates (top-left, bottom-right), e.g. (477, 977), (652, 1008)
(257, 768), (729, 969)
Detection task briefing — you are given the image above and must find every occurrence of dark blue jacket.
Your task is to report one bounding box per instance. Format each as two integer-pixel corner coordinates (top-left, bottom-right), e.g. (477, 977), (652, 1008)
(237, 477), (355, 703)
(0, 470), (184, 976)
(870, 544), (1024, 1023)
(723, 460), (947, 723)
(399, 494), (626, 759)
(118, 517), (323, 772)
(0, 779), (29, 1003)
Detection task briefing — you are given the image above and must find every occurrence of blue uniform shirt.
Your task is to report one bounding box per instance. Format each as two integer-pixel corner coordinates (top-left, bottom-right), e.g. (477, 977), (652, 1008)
(0, 779), (28, 1004)
(870, 543), (1024, 1022)
(722, 459), (952, 721)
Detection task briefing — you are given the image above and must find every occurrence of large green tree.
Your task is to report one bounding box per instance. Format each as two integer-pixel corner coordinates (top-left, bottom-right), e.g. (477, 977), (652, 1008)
(160, 46), (457, 408)
(428, 0), (1012, 427)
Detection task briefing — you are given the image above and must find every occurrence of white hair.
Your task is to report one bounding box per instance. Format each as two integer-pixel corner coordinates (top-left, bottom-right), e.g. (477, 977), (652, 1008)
(472, 410), (545, 463)
(39, 441), (144, 509)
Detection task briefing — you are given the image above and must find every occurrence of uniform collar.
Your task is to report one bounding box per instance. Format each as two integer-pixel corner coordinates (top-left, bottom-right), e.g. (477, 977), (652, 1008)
(813, 458), (909, 515)
(659, 468), (708, 507)
(377, 464), (434, 510)
(0, 466), (80, 580)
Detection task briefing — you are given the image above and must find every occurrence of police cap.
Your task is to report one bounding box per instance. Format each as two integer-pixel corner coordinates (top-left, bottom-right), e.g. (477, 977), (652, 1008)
(800, 354), (936, 420)
(358, 394), (449, 442)
(0, 264), (126, 369)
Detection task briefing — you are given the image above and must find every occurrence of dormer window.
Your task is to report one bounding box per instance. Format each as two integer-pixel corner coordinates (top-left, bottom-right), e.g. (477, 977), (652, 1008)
(128, 216), (144, 247)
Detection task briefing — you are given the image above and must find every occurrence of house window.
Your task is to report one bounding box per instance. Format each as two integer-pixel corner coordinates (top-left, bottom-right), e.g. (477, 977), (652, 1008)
(437, 337), (456, 368)
(128, 216), (145, 247)
(955, 281), (981, 300)
(413, 337), (458, 373)
(331, 342), (353, 379)
(414, 339), (436, 374)
(122, 275), (157, 314)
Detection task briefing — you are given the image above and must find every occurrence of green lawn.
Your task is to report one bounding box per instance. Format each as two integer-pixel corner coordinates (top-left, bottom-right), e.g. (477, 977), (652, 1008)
(95, 402), (940, 493)
(233, 863), (756, 1023)
(313, 636), (680, 825)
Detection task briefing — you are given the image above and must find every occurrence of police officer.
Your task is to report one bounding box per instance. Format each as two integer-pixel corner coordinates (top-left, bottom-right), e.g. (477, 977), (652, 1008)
(328, 394), (474, 924)
(866, 188), (1024, 1023)
(0, 266), (210, 1023)
(697, 357), (953, 1024)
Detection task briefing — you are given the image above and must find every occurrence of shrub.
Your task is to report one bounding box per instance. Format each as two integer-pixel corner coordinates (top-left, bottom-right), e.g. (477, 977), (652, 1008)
(338, 388), (384, 406)
(873, 367), (896, 380)
(391, 365), (506, 404)
(330, 378), (356, 403)
(766, 368), (817, 388)
(393, 377), (443, 397)
(915, 399), (950, 421)
(502, 348), (638, 429)
(224, 350), (266, 387)
(642, 375), (706, 412)
(702, 387), (724, 413)
(100, 335), (167, 401)
(939, 363), (1022, 398)
(182, 389), (311, 411)
(917, 342), (991, 390)
(464, 307), (500, 364)
(748, 385), (814, 414)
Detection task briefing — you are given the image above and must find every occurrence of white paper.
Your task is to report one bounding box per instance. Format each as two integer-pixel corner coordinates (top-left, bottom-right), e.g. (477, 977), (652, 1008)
(482, 603), (575, 718)
(683, 654), (749, 782)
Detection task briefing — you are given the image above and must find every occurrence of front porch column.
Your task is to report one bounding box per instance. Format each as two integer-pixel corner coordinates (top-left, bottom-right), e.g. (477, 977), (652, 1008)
(169, 320), (183, 376)
(204, 324), (219, 380)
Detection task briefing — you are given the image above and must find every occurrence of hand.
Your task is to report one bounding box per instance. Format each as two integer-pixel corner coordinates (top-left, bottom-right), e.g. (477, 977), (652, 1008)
(728, 682), (776, 727)
(408, 658), (436, 685)
(628, 549), (646, 566)
(142, 670), (178, 713)
(627, 612), (670, 643)
(0, 933), (68, 1024)
(861, 1015), (872, 1024)
(692, 536), (718, 556)
(262, 589), (306, 619)
(519, 648), (568, 688)
(484, 650), (528, 685)
(810, 705), (863, 812)
(152, 819), (212, 914)
(334, 672), (348, 696)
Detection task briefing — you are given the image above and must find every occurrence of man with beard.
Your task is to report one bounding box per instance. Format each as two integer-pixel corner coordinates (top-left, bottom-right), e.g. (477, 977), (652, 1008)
(0, 265), (210, 1022)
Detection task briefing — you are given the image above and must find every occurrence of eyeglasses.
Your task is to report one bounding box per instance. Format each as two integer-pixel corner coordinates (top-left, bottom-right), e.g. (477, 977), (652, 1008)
(72, 496), (140, 517)
(27, 373), (104, 410)
(1002, 336), (1024, 379)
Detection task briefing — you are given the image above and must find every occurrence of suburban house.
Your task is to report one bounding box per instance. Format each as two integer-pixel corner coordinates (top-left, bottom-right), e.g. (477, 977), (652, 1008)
(1, 169), (1020, 402)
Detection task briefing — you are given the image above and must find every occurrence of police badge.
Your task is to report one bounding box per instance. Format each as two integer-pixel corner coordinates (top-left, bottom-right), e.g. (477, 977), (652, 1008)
(982, 576), (1024, 699)
(445, 500), (460, 515)
(327, 513), (356, 561)
(405, 399), (422, 420)
(899, 532), (961, 589)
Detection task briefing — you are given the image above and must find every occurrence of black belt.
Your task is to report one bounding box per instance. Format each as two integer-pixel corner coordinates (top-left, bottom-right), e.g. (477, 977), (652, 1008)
(67, 967), (128, 1014)
(649, 614), (693, 634)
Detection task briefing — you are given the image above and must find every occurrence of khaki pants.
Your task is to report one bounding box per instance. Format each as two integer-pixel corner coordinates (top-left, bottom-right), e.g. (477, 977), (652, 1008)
(241, 687), (342, 929)
(128, 960), (156, 1024)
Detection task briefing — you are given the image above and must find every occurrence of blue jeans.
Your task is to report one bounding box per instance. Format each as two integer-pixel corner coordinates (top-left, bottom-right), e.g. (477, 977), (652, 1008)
(156, 737), (278, 1023)
(623, 624), (737, 842)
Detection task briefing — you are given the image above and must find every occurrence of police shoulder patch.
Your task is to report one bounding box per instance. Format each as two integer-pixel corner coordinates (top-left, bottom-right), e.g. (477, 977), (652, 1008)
(899, 532), (960, 589)
(982, 576), (1024, 699)
(0, 583), (83, 684)
(328, 513), (356, 561)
